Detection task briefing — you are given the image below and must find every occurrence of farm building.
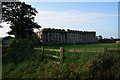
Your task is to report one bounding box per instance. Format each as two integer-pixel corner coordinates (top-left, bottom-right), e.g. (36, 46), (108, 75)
(35, 28), (97, 44)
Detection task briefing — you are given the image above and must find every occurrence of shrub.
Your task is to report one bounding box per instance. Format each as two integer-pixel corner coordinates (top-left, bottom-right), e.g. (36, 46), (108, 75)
(3, 37), (36, 64)
(88, 52), (120, 79)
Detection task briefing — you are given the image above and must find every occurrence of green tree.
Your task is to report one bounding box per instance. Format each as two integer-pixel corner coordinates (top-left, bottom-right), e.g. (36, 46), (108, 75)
(2, 2), (41, 39)
(2, 2), (41, 63)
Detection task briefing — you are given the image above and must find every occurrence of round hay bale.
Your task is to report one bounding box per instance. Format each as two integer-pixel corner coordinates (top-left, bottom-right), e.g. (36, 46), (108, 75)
(116, 41), (120, 45)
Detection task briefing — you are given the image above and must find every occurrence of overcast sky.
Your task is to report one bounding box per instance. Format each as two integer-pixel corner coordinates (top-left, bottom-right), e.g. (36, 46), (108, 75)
(0, 2), (118, 38)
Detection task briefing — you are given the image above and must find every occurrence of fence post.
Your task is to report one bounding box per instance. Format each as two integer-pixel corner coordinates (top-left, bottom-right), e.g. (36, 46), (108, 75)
(103, 47), (107, 53)
(41, 46), (44, 61)
(60, 47), (64, 64)
(41, 46), (44, 54)
(73, 42), (75, 57)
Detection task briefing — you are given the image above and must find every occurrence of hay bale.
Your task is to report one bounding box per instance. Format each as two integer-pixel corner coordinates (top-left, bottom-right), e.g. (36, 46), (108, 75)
(116, 41), (120, 45)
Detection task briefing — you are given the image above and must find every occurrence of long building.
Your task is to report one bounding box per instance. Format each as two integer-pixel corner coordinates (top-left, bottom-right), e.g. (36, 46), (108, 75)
(35, 28), (97, 44)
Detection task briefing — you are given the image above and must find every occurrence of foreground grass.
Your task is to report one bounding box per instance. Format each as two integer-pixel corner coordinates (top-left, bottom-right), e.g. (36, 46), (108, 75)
(3, 52), (120, 79)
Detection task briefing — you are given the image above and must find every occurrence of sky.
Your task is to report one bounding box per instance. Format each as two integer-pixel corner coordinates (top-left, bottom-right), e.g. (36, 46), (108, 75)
(21, 0), (119, 2)
(0, 2), (118, 38)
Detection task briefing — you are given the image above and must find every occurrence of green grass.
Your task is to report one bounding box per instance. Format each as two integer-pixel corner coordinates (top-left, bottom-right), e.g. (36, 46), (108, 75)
(36, 43), (119, 63)
(39, 43), (118, 50)
(3, 42), (120, 79)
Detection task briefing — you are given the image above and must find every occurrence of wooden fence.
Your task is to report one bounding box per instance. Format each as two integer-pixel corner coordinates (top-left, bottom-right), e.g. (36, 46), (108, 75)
(35, 47), (120, 64)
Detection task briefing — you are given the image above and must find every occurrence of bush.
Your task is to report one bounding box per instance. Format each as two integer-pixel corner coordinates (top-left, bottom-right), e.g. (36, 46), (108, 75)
(88, 52), (120, 79)
(3, 37), (36, 64)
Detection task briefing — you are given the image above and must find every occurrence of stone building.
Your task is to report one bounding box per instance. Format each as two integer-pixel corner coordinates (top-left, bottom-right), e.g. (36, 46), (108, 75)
(35, 28), (97, 44)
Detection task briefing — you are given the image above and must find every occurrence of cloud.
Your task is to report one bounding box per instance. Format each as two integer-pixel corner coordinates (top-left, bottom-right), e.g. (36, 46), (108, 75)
(35, 10), (117, 28)
(0, 10), (117, 37)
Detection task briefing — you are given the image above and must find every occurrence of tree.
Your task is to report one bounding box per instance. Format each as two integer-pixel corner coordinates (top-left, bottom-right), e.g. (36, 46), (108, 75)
(110, 37), (113, 39)
(2, 2), (41, 39)
(96, 35), (103, 39)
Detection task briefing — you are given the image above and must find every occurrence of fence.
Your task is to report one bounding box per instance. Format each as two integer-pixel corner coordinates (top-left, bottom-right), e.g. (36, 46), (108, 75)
(35, 47), (120, 64)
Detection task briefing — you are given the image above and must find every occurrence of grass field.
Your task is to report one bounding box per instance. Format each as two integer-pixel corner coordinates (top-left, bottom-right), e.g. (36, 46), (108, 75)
(36, 43), (119, 63)
(39, 43), (118, 50)
(3, 42), (120, 79)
